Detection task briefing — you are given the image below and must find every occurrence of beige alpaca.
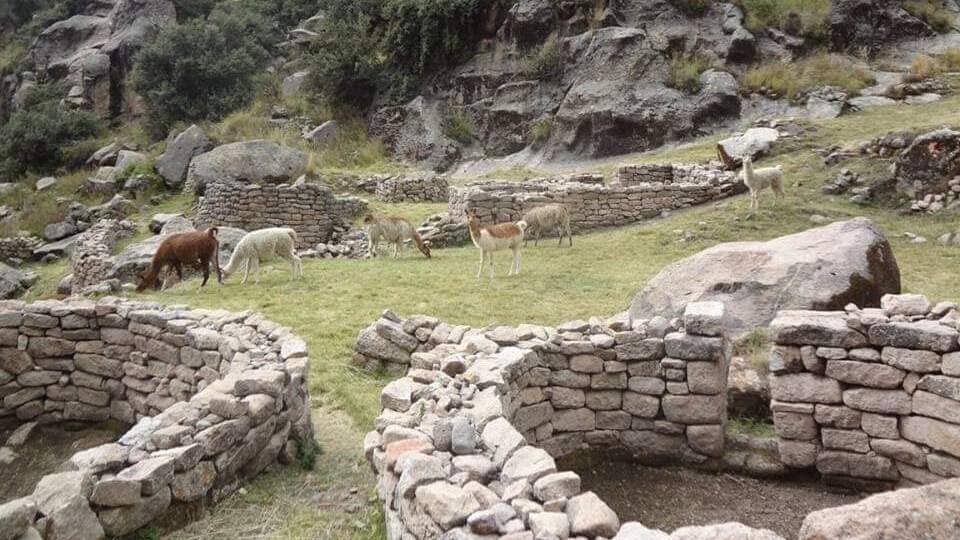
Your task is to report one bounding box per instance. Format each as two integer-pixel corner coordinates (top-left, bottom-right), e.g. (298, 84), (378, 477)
(465, 209), (527, 279)
(740, 156), (785, 210)
(364, 214), (431, 258)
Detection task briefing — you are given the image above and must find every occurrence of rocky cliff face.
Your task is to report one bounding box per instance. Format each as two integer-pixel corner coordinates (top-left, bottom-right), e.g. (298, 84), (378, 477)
(369, 0), (942, 171)
(2, 0), (176, 121)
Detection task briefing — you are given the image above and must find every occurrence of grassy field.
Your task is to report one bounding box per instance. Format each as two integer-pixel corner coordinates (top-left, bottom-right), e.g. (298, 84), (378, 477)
(15, 94), (960, 539)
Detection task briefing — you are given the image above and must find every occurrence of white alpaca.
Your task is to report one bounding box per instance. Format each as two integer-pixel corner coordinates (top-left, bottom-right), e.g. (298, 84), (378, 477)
(465, 209), (527, 279)
(740, 156), (785, 210)
(223, 227), (303, 284)
(522, 204), (573, 247)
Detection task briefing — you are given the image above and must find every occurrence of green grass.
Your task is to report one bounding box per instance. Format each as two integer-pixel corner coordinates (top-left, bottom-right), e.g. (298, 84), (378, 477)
(741, 52), (875, 99)
(17, 86), (960, 540)
(728, 416), (777, 438)
(529, 116), (553, 144)
(733, 328), (771, 375)
(522, 35), (562, 80)
(904, 0), (956, 33)
(737, 0), (830, 42)
(444, 109), (476, 146)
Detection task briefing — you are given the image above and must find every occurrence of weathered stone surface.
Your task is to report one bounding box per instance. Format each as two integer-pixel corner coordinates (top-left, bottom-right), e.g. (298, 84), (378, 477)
(91, 477), (142, 507)
(870, 439), (925, 468)
(156, 125), (214, 189)
(683, 302), (725, 337)
(170, 461), (215, 501)
(771, 373), (842, 404)
(916, 375), (960, 401)
(99, 486), (171, 537)
(913, 390), (960, 425)
(396, 453), (445, 498)
(672, 522), (784, 540)
(501, 446), (556, 485)
(533, 471), (581, 503)
(664, 333), (723, 361)
(901, 416), (960, 459)
(186, 140), (308, 195)
(778, 439), (819, 468)
(622, 392), (660, 418)
(799, 478), (960, 540)
(67, 443), (128, 474)
(687, 425), (724, 457)
(117, 455), (175, 495)
(881, 347), (941, 373)
(860, 413), (898, 439)
(566, 491), (619, 537)
(842, 388), (912, 415)
(0, 498), (36, 540)
(825, 360), (905, 389)
(869, 321), (959, 353)
(415, 481), (481, 529)
(662, 395), (723, 424)
(631, 219), (900, 337)
(821, 428), (870, 453)
(774, 412), (817, 441)
(813, 405), (861, 429)
(816, 451), (898, 480)
(529, 511), (570, 539)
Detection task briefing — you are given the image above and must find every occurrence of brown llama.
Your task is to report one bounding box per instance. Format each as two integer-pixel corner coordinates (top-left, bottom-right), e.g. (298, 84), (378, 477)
(136, 227), (222, 292)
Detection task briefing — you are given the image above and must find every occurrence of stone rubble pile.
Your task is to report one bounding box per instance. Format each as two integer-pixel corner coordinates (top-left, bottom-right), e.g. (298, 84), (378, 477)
(0, 297), (313, 539)
(362, 303), (738, 538)
(195, 181), (367, 247)
(0, 236), (43, 264)
(770, 293), (960, 490)
(417, 214), (470, 249)
(69, 220), (136, 294)
(450, 164), (740, 231)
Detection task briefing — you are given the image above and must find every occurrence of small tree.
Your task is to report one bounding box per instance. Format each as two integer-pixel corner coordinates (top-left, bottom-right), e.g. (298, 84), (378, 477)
(132, 14), (269, 137)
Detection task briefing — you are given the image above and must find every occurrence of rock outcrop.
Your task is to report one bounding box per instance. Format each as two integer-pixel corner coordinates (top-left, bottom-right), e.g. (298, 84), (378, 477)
(829, 0), (935, 53)
(185, 140), (309, 195)
(155, 125), (214, 189)
(0, 263), (35, 299)
(629, 218), (901, 337)
(894, 128), (960, 200)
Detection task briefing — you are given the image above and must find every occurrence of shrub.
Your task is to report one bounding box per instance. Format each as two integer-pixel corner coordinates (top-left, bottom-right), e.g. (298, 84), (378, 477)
(523, 36), (562, 80)
(665, 53), (713, 94)
(904, 54), (941, 83)
(0, 84), (102, 181)
(132, 14), (270, 138)
(904, 0), (955, 33)
(307, 17), (382, 109)
(295, 437), (322, 470)
(670, 0), (712, 16)
(741, 52), (874, 99)
(171, 0), (217, 21)
(529, 116), (553, 144)
(736, 0), (830, 42)
(938, 48), (960, 71)
(444, 109), (476, 145)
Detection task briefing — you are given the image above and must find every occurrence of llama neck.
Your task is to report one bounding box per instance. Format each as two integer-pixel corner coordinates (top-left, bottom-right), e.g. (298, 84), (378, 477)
(743, 159), (755, 181)
(467, 219), (482, 244)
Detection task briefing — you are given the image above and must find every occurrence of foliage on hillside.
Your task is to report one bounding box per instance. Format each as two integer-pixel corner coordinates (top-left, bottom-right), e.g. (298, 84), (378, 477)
(741, 52), (874, 98)
(736, 0), (831, 43)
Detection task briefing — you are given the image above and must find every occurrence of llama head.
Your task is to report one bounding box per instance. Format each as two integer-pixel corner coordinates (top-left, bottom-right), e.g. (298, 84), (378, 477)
(465, 208), (479, 223)
(362, 213), (376, 225)
(417, 239), (432, 259)
(135, 271), (157, 292)
(206, 226), (219, 239)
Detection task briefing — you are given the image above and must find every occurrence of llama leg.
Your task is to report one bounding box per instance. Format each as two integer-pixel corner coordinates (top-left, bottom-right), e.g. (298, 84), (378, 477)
(198, 262), (210, 293)
(488, 251), (495, 280)
(240, 258), (250, 285)
(567, 223), (573, 247)
(252, 258), (262, 284)
(477, 250), (485, 279)
(513, 247), (521, 275)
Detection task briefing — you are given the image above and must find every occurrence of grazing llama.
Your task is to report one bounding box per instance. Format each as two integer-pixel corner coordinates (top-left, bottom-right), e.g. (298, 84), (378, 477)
(137, 227), (221, 292)
(363, 214), (432, 259)
(522, 204), (573, 247)
(223, 227), (302, 284)
(740, 155), (785, 211)
(465, 208), (527, 279)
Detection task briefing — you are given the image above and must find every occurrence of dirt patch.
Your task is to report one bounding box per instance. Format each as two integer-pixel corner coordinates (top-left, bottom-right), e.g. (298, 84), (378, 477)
(0, 422), (122, 504)
(561, 453), (866, 539)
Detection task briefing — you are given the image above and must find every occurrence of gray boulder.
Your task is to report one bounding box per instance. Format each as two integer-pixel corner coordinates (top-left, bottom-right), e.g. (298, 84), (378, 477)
(35, 177), (57, 192)
(0, 262), (35, 299)
(718, 128), (780, 163)
(114, 150), (145, 173)
(43, 221), (78, 242)
(629, 218), (901, 337)
(281, 71), (310, 98)
(155, 124), (214, 189)
(33, 235), (80, 260)
(799, 478), (960, 539)
(895, 129), (960, 199)
(830, 0), (934, 53)
(369, 97), (461, 173)
(185, 140), (309, 195)
(304, 120), (338, 145)
(149, 213), (183, 234)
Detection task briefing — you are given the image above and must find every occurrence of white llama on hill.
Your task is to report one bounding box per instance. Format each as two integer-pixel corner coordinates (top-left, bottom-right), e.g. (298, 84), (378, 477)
(223, 227), (302, 284)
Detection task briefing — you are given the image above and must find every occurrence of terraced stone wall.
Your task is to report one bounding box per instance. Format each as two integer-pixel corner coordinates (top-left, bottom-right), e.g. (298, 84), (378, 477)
(0, 298), (313, 539)
(769, 294), (960, 489)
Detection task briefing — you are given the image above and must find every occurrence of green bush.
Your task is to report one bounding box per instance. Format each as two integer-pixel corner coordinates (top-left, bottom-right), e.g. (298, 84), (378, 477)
(665, 53), (713, 94)
(295, 438), (322, 471)
(529, 116), (553, 144)
(307, 17), (382, 109)
(670, 0), (712, 16)
(0, 84), (102, 181)
(133, 14), (270, 137)
(904, 0), (955, 33)
(736, 0), (830, 42)
(444, 109), (476, 145)
(523, 36), (562, 80)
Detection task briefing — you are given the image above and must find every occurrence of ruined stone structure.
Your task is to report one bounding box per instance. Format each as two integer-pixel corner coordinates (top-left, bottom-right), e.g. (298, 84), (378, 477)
(0, 297), (313, 539)
(195, 181), (367, 247)
(69, 220), (135, 292)
(375, 174), (449, 203)
(448, 164), (740, 229)
(769, 294), (960, 489)
(360, 303), (733, 538)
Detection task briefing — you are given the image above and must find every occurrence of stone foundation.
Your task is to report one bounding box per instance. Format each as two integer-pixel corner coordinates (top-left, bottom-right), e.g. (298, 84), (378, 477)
(195, 181), (367, 246)
(448, 163), (740, 229)
(769, 294), (960, 490)
(0, 298), (313, 539)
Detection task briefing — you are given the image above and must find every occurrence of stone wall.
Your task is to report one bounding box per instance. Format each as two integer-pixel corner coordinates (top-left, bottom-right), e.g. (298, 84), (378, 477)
(195, 181), (367, 246)
(375, 174), (449, 203)
(361, 303), (734, 538)
(0, 298), (313, 539)
(616, 163), (736, 187)
(0, 236), (43, 263)
(70, 220), (135, 292)
(769, 294), (960, 489)
(448, 164), (740, 229)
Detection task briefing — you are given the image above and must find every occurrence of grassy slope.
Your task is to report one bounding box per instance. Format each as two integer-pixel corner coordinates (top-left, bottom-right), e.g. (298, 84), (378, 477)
(19, 95), (960, 539)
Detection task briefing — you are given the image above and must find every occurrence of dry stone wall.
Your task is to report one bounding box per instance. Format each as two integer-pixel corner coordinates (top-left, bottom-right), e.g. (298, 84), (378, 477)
(0, 298), (313, 539)
(769, 294), (960, 490)
(448, 164), (740, 229)
(69, 219), (135, 292)
(375, 174), (449, 203)
(360, 303), (736, 539)
(195, 181), (367, 246)
(0, 236), (43, 263)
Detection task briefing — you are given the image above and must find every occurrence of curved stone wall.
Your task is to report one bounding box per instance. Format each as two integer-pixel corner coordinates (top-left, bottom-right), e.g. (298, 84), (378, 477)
(375, 173), (449, 203)
(0, 297), (313, 539)
(769, 294), (960, 489)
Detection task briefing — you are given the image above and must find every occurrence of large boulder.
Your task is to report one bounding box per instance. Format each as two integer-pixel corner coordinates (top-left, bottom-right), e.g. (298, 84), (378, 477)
(369, 97), (461, 173)
(629, 218), (901, 337)
(185, 140), (309, 195)
(718, 128), (780, 164)
(894, 129), (960, 199)
(0, 262), (35, 299)
(829, 0), (934, 53)
(155, 125), (214, 189)
(799, 478), (960, 539)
